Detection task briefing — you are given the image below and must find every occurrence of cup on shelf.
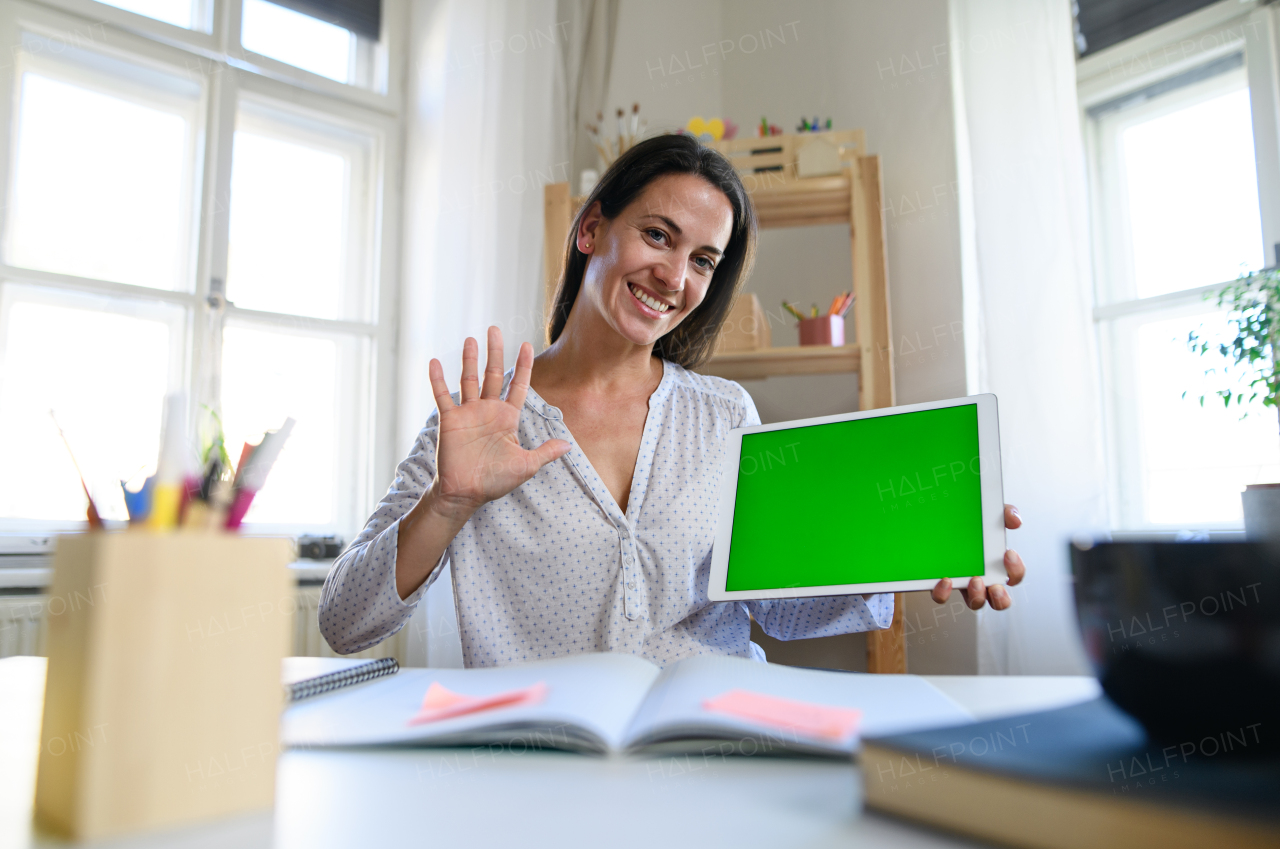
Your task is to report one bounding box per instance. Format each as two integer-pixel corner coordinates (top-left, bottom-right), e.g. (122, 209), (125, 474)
(797, 315), (844, 347)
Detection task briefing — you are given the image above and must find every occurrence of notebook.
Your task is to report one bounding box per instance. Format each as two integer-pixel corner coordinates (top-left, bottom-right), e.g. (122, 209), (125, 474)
(862, 697), (1280, 848)
(280, 652), (973, 757)
(283, 656), (399, 702)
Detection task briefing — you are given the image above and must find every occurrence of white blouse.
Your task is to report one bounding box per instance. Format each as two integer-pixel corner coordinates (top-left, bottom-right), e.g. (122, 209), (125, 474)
(319, 361), (893, 667)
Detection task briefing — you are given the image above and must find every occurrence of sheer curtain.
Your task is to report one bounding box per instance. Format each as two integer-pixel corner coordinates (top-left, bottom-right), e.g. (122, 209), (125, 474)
(555, 0), (619, 186)
(949, 0), (1109, 673)
(399, 0), (561, 666)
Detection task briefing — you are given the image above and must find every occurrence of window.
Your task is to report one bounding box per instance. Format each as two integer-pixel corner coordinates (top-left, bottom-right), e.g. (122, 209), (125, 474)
(96, 0), (203, 29)
(1081, 6), (1280, 530)
(0, 0), (401, 536)
(241, 0), (353, 83)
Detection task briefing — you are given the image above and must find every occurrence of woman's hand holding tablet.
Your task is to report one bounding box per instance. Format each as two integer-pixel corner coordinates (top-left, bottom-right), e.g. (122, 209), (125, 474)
(930, 503), (1025, 611)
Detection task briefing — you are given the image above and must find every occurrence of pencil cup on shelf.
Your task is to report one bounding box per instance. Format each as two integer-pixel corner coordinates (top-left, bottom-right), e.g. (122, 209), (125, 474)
(35, 531), (294, 842)
(798, 315), (844, 347)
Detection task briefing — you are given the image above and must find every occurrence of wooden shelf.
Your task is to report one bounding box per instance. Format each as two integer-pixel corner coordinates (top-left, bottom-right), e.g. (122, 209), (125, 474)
(698, 345), (860, 381)
(751, 174), (852, 229)
(571, 174), (854, 231)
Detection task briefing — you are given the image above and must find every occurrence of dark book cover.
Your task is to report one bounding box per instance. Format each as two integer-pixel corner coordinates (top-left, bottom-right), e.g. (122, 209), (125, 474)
(864, 697), (1279, 826)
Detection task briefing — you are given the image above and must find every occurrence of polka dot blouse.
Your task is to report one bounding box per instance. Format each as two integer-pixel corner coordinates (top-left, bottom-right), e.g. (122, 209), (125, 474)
(318, 361), (893, 667)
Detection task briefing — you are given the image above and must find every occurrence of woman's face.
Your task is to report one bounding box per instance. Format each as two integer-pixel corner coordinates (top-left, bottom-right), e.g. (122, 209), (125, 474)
(577, 172), (735, 348)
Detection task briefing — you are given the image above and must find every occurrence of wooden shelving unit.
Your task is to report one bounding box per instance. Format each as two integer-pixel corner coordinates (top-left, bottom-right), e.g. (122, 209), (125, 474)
(542, 130), (904, 673)
(699, 344), (860, 381)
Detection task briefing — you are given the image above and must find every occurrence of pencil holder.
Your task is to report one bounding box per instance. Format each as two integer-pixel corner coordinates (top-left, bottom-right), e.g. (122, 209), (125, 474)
(798, 315), (845, 347)
(35, 531), (294, 842)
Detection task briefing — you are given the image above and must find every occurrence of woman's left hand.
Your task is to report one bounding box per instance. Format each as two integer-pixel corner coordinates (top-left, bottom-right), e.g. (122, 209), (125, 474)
(931, 504), (1025, 611)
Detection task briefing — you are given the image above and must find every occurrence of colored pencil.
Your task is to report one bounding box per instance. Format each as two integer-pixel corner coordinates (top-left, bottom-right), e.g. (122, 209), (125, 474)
(782, 301), (806, 321)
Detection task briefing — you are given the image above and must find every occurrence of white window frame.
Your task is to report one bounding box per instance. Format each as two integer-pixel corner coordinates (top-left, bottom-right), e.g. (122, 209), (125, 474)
(1078, 0), (1280, 531)
(0, 0), (405, 537)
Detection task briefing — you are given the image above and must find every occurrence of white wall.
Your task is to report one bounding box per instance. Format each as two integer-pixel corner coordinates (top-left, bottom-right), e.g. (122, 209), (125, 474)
(603, 0), (725, 140)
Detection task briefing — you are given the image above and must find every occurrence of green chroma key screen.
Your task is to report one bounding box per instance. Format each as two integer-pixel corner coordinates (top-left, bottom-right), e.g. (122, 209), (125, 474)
(726, 404), (985, 590)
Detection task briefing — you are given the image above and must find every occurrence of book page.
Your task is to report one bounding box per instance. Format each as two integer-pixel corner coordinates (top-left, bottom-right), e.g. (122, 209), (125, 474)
(623, 655), (974, 755)
(281, 652), (660, 753)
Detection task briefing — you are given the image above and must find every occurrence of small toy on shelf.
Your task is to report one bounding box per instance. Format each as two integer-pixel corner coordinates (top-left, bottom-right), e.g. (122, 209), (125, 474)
(756, 116), (783, 137)
(685, 116), (725, 142)
(683, 117), (738, 143)
(796, 116), (833, 132)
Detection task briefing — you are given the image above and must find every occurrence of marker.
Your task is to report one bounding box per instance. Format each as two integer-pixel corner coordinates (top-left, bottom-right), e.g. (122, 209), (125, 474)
(149, 392), (189, 531)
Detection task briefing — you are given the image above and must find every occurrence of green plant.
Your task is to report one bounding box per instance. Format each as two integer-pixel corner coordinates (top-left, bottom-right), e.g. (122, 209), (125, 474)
(1185, 267), (1280, 426)
(199, 405), (233, 474)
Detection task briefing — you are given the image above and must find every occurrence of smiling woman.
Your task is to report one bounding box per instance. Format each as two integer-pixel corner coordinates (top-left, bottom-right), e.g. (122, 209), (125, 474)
(546, 135), (756, 368)
(318, 134), (1024, 669)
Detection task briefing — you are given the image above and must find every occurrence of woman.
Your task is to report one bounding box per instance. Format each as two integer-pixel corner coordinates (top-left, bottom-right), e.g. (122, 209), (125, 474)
(319, 134), (1026, 666)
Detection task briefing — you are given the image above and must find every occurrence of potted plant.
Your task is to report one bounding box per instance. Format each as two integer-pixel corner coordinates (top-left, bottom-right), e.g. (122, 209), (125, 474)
(1186, 266), (1280, 537)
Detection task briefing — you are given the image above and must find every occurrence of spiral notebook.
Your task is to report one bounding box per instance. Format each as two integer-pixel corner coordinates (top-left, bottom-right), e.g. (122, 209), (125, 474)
(283, 657), (399, 702)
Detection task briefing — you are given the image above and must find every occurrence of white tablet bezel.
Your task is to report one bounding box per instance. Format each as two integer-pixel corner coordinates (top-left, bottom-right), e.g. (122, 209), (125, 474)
(707, 393), (1006, 602)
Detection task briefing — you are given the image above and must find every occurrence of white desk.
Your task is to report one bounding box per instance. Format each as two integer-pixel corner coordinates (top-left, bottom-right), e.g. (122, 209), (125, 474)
(1, 657), (1099, 849)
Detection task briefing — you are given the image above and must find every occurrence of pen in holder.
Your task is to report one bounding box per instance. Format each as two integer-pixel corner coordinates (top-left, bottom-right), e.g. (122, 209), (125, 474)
(784, 294), (851, 347)
(798, 315), (845, 347)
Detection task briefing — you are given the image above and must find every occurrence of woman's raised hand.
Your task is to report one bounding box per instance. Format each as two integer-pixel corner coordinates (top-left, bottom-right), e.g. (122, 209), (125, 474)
(426, 327), (570, 519)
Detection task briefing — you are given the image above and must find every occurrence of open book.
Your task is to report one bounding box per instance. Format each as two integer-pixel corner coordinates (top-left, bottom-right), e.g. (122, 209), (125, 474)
(281, 653), (972, 757)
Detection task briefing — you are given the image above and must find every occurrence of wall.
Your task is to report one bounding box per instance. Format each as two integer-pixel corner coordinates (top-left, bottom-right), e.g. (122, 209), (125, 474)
(603, 0), (725, 137)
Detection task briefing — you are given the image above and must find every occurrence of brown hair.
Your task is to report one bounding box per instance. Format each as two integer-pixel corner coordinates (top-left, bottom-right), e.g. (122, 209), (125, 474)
(546, 134), (757, 369)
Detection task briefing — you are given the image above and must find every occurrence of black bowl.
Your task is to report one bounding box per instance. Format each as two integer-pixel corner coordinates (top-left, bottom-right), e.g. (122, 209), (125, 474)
(1070, 540), (1280, 756)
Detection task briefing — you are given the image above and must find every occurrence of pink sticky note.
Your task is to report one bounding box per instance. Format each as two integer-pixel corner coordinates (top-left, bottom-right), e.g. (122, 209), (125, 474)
(407, 681), (548, 726)
(702, 689), (862, 742)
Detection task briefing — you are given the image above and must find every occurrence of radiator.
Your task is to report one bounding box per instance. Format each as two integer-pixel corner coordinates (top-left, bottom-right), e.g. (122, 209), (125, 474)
(0, 595), (47, 658)
(0, 587), (410, 664)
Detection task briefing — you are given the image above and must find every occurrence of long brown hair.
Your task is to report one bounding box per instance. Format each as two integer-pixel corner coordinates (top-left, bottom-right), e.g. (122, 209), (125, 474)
(546, 134), (757, 369)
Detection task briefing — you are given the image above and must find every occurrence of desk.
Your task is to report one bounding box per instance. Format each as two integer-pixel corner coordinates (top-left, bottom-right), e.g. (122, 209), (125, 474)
(1, 657), (1099, 849)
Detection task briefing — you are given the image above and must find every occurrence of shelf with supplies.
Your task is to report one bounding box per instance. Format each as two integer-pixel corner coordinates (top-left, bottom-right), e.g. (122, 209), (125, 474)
(542, 127), (901, 672)
(700, 344), (861, 381)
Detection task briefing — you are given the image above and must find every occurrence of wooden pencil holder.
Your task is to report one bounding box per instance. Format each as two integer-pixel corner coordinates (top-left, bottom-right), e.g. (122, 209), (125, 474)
(798, 315), (845, 347)
(35, 531), (294, 842)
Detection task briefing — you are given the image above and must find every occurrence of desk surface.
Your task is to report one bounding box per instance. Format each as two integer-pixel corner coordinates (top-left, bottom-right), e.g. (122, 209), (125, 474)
(0, 657), (1099, 849)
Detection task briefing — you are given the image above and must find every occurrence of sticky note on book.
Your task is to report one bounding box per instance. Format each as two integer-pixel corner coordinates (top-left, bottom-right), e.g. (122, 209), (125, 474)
(408, 681), (548, 726)
(703, 689), (862, 742)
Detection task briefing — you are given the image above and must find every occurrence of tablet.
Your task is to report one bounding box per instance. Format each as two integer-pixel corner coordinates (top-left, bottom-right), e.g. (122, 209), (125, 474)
(708, 394), (1006, 602)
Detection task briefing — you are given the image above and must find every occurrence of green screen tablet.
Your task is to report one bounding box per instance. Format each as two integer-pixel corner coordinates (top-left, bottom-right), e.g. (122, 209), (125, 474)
(708, 394), (1006, 601)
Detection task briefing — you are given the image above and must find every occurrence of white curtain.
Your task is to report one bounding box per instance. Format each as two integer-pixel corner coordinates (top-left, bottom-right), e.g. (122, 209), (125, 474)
(949, 0), (1110, 673)
(555, 0), (620, 186)
(399, 0), (561, 666)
